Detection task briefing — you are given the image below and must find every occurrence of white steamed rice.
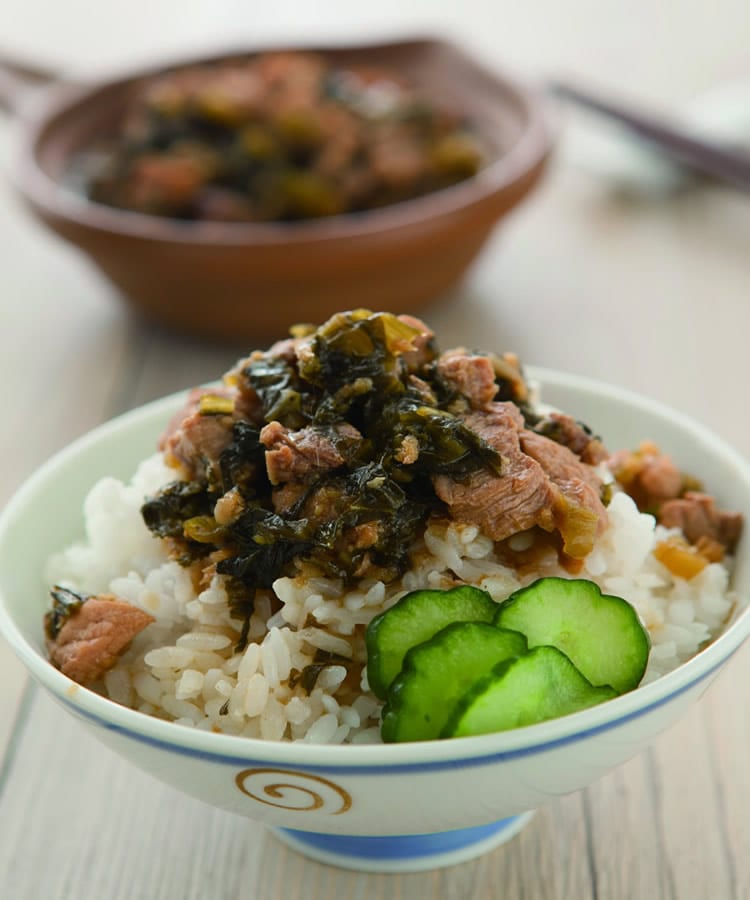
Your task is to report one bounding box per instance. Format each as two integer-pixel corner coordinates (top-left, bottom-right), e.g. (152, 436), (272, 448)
(47, 453), (738, 743)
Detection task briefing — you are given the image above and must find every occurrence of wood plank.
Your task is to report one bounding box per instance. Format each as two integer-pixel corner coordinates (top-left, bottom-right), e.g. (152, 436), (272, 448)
(126, 322), (243, 408)
(0, 644), (27, 757)
(702, 644), (750, 900)
(585, 666), (745, 900)
(0, 126), (137, 500)
(648, 684), (740, 899)
(0, 690), (259, 899)
(460, 795), (593, 900)
(575, 754), (674, 900)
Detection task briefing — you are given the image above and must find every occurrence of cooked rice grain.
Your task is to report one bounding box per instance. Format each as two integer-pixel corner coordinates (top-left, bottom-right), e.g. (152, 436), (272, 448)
(48, 455), (738, 743)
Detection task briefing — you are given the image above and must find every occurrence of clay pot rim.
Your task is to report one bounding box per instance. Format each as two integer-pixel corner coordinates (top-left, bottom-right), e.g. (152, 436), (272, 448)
(14, 35), (554, 248)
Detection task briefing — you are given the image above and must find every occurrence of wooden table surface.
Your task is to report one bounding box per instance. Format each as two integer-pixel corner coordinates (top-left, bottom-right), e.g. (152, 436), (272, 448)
(1, 6), (750, 897)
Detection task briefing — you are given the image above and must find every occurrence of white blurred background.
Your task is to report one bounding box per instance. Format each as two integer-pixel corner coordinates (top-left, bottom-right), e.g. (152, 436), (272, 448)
(1, 0), (749, 446)
(2, 0), (750, 104)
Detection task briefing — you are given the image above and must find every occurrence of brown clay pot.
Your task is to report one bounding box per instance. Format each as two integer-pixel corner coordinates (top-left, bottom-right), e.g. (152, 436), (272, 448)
(2, 38), (554, 341)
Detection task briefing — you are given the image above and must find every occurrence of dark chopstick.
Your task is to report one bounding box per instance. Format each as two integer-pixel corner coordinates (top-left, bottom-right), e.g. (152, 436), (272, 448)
(549, 80), (750, 192)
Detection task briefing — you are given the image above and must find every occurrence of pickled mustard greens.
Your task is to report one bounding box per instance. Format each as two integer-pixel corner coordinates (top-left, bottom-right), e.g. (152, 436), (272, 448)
(142, 480), (219, 540)
(79, 51), (485, 223)
(367, 577), (650, 742)
(44, 586), (87, 641)
(142, 310), (527, 648)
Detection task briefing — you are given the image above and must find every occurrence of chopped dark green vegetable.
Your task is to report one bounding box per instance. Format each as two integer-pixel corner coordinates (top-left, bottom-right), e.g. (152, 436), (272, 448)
(218, 421), (265, 496)
(223, 578), (256, 652)
(141, 310), (532, 648)
(244, 355), (317, 430)
(198, 394), (235, 416)
(300, 311), (426, 395)
(289, 650), (352, 694)
(218, 508), (313, 585)
(217, 508), (311, 650)
(80, 52), (485, 224)
(377, 396), (503, 478)
(44, 586), (87, 640)
(142, 480), (217, 539)
(182, 516), (226, 544)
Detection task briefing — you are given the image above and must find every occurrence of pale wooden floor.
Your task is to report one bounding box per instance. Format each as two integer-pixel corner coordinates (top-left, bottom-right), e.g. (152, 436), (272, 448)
(3, 6), (750, 893)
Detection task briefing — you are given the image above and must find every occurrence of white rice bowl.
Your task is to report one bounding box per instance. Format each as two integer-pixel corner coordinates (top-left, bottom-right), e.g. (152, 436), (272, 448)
(47, 452), (737, 744)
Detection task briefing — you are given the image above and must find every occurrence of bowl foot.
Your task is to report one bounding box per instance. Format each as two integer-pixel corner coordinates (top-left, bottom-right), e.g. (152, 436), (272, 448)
(271, 811), (535, 873)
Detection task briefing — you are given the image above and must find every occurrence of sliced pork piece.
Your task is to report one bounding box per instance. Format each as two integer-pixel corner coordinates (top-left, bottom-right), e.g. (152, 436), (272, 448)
(260, 421), (362, 485)
(659, 492), (743, 553)
(314, 103), (362, 177)
(267, 335), (307, 364)
(46, 594), (154, 686)
(608, 441), (683, 511)
(160, 386), (237, 478)
(124, 154), (209, 215)
(436, 350), (498, 409)
(639, 456), (682, 501)
(214, 487), (245, 525)
(520, 430), (605, 498)
(433, 402), (608, 557)
(433, 403), (557, 542)
(533, 413), (609, 465)
(491, 352), (530, 405)
(159, 386), (206, 450)
(371, 133), (427, 188)
(519, 429), (608, 556)
(398, 315), (436, 372)
(227, 355), (265, 422)
(407, 374), (437, 405)
(272, 481), (308, 513)
(166, 414), (233, 479)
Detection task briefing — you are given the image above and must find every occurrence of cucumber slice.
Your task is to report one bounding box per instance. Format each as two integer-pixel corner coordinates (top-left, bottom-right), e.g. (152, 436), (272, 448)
(381, 623), (527, 742)
(493, 577), (650, 694)
(443, 646), (618, 738)
(366, 585), (498, 699)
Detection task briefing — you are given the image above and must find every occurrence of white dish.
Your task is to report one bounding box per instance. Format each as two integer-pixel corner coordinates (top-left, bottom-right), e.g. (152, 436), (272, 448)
(0, 368), (748, 872)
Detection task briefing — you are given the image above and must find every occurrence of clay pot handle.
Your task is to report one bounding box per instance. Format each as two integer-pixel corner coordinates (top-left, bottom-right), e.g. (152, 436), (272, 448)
(0, 55), (60, 116)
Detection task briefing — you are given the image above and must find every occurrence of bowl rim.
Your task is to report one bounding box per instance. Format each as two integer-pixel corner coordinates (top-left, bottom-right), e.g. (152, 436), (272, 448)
(14, 35), (554, 247)
(1, 366), (749, 770)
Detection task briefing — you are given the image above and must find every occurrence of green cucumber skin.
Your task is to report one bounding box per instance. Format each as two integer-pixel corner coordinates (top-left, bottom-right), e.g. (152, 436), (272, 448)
(381, 623), (527, 742)
(493, 577), (650, 694)
(443, 645), (619, 738)
(366, 585), (498, 700)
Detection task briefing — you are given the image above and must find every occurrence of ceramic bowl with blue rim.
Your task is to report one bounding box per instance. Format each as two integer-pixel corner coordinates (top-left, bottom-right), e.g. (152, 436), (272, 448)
(0, 370), (748, 874)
